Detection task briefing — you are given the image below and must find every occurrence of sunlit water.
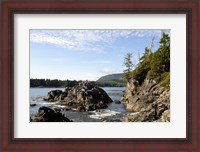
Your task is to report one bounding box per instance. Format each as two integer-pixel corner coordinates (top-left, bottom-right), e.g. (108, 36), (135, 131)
(30, 87), (129, 122)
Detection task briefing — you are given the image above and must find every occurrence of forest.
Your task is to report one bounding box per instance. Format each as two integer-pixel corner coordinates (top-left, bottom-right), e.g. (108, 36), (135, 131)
(123, 32), (170, 88)
(30, 78), (125, 87)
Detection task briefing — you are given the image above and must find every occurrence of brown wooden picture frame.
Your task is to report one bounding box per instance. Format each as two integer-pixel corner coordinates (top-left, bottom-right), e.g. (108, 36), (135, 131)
(1, 0), (199, 151)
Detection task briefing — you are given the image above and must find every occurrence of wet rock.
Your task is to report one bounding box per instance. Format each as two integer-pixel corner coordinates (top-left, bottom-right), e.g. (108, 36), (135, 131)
(43, 81), (113, 111)
(114, 100), (121, 104)
(31, 106), (73, 122)
(52, 107), (61, 113)
(30, 103), (36, 107)
(63, 106), (71, 111)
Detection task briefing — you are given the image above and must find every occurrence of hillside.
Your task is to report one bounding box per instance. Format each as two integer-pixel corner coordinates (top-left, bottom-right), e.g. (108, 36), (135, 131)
(131, 32), (170, 88)
(97, 73), (123, 81)
(96, 73), (126, 87)
(122, 32), (170, 122)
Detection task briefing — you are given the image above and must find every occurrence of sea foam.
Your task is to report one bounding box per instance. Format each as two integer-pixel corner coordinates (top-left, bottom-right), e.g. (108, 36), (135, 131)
(89, 109), (120, 119)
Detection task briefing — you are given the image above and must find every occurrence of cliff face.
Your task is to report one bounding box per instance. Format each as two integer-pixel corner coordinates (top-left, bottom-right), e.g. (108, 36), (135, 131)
(121, 79), (170, 122)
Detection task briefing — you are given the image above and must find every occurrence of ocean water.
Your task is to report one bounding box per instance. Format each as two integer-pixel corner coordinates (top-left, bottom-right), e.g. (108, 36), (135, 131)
(30, 87), (129, 122)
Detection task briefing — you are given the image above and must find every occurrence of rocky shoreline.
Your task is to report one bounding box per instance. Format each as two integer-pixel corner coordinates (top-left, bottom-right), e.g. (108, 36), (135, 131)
(31, 81), (114, 122)
(121, 79), (170, 122)
(30, 80), (170, 122)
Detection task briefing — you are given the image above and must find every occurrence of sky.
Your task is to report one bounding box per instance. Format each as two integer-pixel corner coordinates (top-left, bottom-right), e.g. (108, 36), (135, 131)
(30, 29), (170, 81)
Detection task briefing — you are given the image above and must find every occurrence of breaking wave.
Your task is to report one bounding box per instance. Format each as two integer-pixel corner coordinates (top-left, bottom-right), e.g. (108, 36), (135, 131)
(89, 109), (121, 119)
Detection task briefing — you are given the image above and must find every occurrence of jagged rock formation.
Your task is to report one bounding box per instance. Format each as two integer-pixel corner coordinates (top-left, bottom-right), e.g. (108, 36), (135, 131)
(43, 81), (113, 111)
(31, 106), (72, 122)
(121, 79), (170, 122)
(43, 90), (63, 102)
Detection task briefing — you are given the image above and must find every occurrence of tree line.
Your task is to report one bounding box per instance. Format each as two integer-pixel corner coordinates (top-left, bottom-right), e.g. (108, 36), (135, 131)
(30, 79), (126, 88)
(30, 79), (79, 88)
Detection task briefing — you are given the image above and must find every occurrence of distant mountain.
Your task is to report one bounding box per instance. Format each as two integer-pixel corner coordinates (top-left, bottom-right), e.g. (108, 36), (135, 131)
(97, 73), (124, 81)
(96, 73), (126, 87)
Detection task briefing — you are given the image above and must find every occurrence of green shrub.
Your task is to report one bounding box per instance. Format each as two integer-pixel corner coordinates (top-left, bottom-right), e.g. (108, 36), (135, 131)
(131, 55), (152, 85)
(159, 72), (170, 89)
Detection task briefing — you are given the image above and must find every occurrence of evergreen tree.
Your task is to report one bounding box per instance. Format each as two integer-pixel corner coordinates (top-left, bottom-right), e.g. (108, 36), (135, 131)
(131, 32), (170, 88)
(123, 53), (134, 82)
(147, 32), (170, 81)
(159, 32), (170, 47)
(139, 47), (151, 61)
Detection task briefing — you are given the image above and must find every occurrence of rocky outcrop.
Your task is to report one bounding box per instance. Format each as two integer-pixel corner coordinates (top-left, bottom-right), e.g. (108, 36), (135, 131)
(31, 106), (72, 122)
(43, 81), (113, 111)
(43, 90), (63, 102)
(122, 79), (170, 122)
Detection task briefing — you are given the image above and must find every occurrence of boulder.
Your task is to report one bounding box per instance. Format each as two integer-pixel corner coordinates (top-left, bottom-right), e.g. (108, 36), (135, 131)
(63, 81), (113, 111)
(43, 81), (113, 112)
(31, 106), (72, 122)
(43, 90), (62, 101)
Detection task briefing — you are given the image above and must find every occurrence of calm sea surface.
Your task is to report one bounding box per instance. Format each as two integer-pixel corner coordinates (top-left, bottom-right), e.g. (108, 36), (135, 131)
(30, 87), (129, 122)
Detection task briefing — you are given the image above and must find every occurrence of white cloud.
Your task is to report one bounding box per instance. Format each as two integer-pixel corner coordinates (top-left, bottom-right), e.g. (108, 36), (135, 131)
(30, 29), (170, 53)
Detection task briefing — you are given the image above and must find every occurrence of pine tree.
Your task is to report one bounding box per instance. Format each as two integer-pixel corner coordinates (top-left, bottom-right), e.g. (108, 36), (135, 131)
(147, 32), (170, 81)
(160, 32), (170, 47)
(139, 47), (151, 61)
(123, 53), (134, 82)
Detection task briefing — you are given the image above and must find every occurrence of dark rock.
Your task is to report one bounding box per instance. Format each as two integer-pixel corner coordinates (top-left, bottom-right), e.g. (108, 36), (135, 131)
(77, 106), (86, 112)
(97, 101), (108, 108)
(50, 90), (62, 97)
(59, 92), (68, 100)
(156, 102), (168, 118)
(63, 106), (71, 111)
(65, 87), (72, 92)
(31, 106), (73, 122)
(30, 103), (36, 107)
(114, 100), (121, 104)
(49, 99), (54, 102)
(43, 81), (113, 111)
(62, 81), (112, 111)
(43, 90), (62, 102)
(52, 107), (61, 113)
(43, 93), (52, 101)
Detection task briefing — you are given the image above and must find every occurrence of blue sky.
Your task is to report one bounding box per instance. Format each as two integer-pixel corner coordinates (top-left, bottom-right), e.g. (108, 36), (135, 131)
(30, 29), (170, 81)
